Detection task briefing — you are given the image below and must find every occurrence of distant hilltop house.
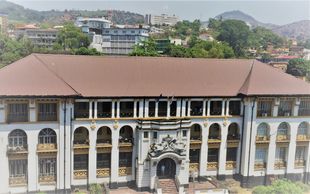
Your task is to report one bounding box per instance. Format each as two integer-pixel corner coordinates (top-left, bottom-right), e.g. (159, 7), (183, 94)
(76, 17), (149, 55)
(198, 33), (214, 41)
(145, 14), (180, 26)
(14, 24), (59, 48)
(0, 13), (8, 35)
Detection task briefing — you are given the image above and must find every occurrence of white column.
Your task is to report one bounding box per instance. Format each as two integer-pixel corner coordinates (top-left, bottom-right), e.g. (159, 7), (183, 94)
(29, 99), (36, 122)
(293, 98), (300, 116)
(89, 101), (93, 119)
(199, 124), (208, 177)
(272, 98), (280, 117)
(0, 131), (9, 192)
(89, 127), (97, 184)
(181, 99), (186, 117)
(134, 100), (137, 118)
(287, 124), (297, 173)
(202, 99), (207, 116)
(144, 100), (149, 117)
(187, 100), (191, 116)
(218, 124), (228, 175)
(0, 100), (5, 123)
(111, 100), (115, 118)
(221, 99), (226, 116)
(27, 130), (38, 191)
(139, 99), (144, 118)
(176, 100), (181, 117)
(116, 100), (120, 118)
(226, 100), (230, 116)
(94, 100), (98, 119)
(267, 124), (277, 175)
(155, 101), (158, 117)
(167, 100), (171, 118)
(110, 128), (119, 188)
(207, 101), (211, 116)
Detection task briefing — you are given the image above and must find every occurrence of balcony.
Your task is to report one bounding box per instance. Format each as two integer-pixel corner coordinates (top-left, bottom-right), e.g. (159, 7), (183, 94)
(119, 138), (133, 147)
(96, 139), (112, 148)
(254, 162), (266, 170)
(74, 111), (89, 119)
(208, 137), (221, 145)
(274, 161), (286, 169)
(37, 143), (57, 153)
(38, 112), (57, 121)
(97, 168), (110, 178)
(257, 110), (272, 117)
(118, 167), (132, 176)
(276, 135), (290, 142)
(256, 136), (270, 143)
(7, 145), (28, 155)
(39, 175), (56, 183)
(74, 170), (87, 179)
(296, 135), (310, 142)
(295, 160), (305, 168)
(189, 163), (199, 172)
(227, 135), (240, 146)
(207, 162), (218, 170)
(9, 176), (27, 186)
(190, 137), (202, 146)
(97, 112), (112, 118)
(7, 113), (28, 123)
(226, 161), (236, 170)
(73, 140), (90, 149)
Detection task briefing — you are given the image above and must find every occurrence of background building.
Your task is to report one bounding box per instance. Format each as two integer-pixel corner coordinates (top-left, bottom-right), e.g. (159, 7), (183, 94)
(145, 14), (179, 26)
(0, 13), (8, 35)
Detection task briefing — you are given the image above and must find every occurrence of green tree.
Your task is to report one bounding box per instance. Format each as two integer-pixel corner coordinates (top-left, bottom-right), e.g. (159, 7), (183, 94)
(287, 58), (310, 79)
(56, 23), (90, 51)
(130, 38), (159, 56)
(89, 183), (103, 194)
(217, 19), (251, 57)
(75, 47), (102, 56)
(253, 179), (304, 194)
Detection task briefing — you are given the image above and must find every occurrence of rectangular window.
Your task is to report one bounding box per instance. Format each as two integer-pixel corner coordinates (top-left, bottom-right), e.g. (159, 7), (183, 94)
(299, 99), (310, 116)
(7, 103), (29, 122)
(74, 102), (89, 118)
(276, 147), (287, 162)
(278, 98), (293, 116)
(97, 102), (112, 118)
(9, 159), (27, 178)
(97, 153), (111, 169)
(144, 131), (149, 139)
(226, 148), (238, 162)
(74, 154), (88, 170)
(257, 99), (273, 117)
(210, 101), (222, 115)
(120, 101), (134, 117)
(119, 152), (132, 167)
(158, 101), (167, 117)
(255, 147), (267, 164)
(170, 101), (177, 117)
(153, 132), (158, 139)
(229, 101), (241, 116)
(39, 158), (56, 177)
(295, 146), (306, 161)
(190, 101), (203, 116)
(182, 130), (187, 137)
(38, 103), (57, 121)
(190, 149), (200, 163)
(208, 148), (219, 162)
(136, 101), (140, 117)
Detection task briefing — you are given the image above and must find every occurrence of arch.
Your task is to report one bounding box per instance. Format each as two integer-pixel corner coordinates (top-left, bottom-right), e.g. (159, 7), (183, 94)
(8, 129), (27, 147)
(257, 123), (269, 137)
(38, 128), (56, 144)
(119, 125), (133, 143)
(73, 127), (89, 145)
(156, 158), (176, 179)
(190, 124), (202, 140)
(277, 122), (290, 136)
(97, 126), (112, 144)
(227, 123), (240, 140)
(209, 123), (221, 140)
(297, 122), (309, 135)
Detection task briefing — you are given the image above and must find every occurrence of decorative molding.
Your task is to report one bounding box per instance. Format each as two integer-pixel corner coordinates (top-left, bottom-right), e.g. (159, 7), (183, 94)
(148, 135), (186, 157)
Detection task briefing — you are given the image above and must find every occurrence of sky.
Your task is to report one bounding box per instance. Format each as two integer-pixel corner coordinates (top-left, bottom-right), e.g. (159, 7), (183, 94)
(9, 0), (310, 25)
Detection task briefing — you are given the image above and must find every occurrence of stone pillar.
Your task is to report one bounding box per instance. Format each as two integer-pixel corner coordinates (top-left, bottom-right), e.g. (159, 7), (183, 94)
(89, 101), (93, 119)
(27, 130), (38, 192)
(29, 99), (36, 122)
(116, 100), (120, 118)
(181, 99), (187, 117)
(94, 100), (98, 119)
(199, 124), (208, 177)
(110, 128), (119, 188)
(267, 123), (277, 177)
(207, 100), (211, 116)
(202, 99), (207, 116)
(293, 98), (300, 116)
(221, 99), (226, 116)
(176, 99), (181, 117)
(287, 123), (297, 173)
(167, 100), (171, 118)
(272, 98), (280, 117)
(0, 100), (5, 123)
(139, 99), (144, 118)
(111, 100), (115, 119)
(155, 101), (158, 117)
(88, 127), (97, 184)
(218, 124), (228, 178)
(226, 100), (230, 116)
(134, 100), (138, 118)
(187, 100), (191, 116)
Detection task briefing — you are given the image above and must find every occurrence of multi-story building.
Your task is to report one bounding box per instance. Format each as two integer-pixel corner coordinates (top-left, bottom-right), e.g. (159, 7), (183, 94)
(0, 54), (309, 194)
(0, 13), (8, 35)
(145, 14), (179, 26)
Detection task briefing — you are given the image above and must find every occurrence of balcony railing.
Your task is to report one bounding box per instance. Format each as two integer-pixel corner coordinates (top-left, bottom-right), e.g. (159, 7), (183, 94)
(295, 159), (305, 168)
(227, 134), (240, 142)
(298, 109), (310, 116)
(254, 162), (266, 170)
(73, 140), (89, 149)
(38, 112), (57, 121)
(257, 110), (272, 117)
(208, 137), (221, 144)
(9, 176), (27, 186)
(120, 111), (134, 117)
(97, 168), (110, 178)
(210, 108), (222, 115)
(190, 110), (203, 116)
(37, 143), (57, 152)
(276, 135), (290, 142)
(97, 112), (112, 118)
(256, 136), (270, 143)
(274, 161), (286, 169)
(296, 135), (310, 141)
(118, 167), (132, 176)
(7, 113), (28, 123)
(119, 138), (133, 146)
(39, 175), (56, 183)
(189, 163), (199, 172)
(74, 111), (89, 119)
(207, 162), (218, 170)
(226, 161), (236, 170)
(74, 170), (88, 179)
(7, 145), (28, 154)
(278, 110), (292, 117)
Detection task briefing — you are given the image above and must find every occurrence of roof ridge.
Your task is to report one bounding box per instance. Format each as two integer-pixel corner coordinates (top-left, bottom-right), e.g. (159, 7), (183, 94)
(238, 60), (256, 95)
(33, 54), (81, 96)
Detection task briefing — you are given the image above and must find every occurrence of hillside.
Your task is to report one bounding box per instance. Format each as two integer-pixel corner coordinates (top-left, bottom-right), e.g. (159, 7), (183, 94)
(0, 0), (144, 25)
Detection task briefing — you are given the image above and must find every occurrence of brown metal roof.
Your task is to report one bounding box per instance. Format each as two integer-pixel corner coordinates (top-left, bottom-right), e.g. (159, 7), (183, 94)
(0, 54), (309, 98)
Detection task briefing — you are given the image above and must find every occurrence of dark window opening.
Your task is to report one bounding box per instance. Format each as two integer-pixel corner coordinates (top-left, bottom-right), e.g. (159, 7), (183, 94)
(74, 102), (89, 118)
(7, 103), (29, 123)
(210, 101), (222, 115)
(97, 102), (112, 118)
(74, 154), (88, 170)
(144, 131), (149, 139)
(38, 103), (57, 121)
(190, 149), (200, 163)
(120, 101), (134, 117)
(190, 101), (203, 116)
(229, 101), (241, 116)
(97, 153), (111, 169)
(149, 101), (155, 117)
(208, 148), (219, 162)
(170, 101), (177, 116)
(119, 152), (132, 167)
(226, 148), (238, 161)
(158, 101), (167, 117)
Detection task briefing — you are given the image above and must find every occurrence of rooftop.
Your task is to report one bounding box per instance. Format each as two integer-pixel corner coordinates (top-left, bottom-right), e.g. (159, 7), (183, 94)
(0, 54), (309, 98)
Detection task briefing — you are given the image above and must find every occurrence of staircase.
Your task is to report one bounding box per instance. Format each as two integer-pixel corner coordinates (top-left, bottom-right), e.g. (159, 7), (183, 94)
(158, 179), (178, 194)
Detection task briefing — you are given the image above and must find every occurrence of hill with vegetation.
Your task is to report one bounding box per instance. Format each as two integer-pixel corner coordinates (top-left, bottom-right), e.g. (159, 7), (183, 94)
(0, 0), (144, 25)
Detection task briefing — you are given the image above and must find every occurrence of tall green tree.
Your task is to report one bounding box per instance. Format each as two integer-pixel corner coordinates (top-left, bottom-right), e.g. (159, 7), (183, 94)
(287, 58), (310, 79)
(129, 38), (159, 56)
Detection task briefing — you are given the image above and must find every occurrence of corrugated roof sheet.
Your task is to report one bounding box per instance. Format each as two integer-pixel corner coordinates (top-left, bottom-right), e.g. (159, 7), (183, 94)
(0, 54), (309, 98)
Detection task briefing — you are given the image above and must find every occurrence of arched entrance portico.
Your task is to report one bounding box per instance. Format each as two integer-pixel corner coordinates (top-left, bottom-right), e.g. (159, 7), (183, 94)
(156, 158), (176, 179)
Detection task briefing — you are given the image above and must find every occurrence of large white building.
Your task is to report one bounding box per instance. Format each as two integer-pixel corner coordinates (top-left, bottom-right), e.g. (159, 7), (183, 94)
(0, 54), (309, 194)
(145, 14), (179, 26)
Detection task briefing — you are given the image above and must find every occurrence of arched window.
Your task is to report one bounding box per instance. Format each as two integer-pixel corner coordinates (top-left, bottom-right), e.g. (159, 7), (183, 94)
(38, 128), (56, 144)
(278, 122), (289, 136)
(97, 126), (112, 144)
(257, 123), (269, 137)
(74, 127), (89, 145)
(209, 123), (221, 140)
(119, 126), (133, 143)
(190, 124), (201, 140)
(298, 122), (309, 135)
(228, 123), (240, 140)
(8, 129), (27, 147)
